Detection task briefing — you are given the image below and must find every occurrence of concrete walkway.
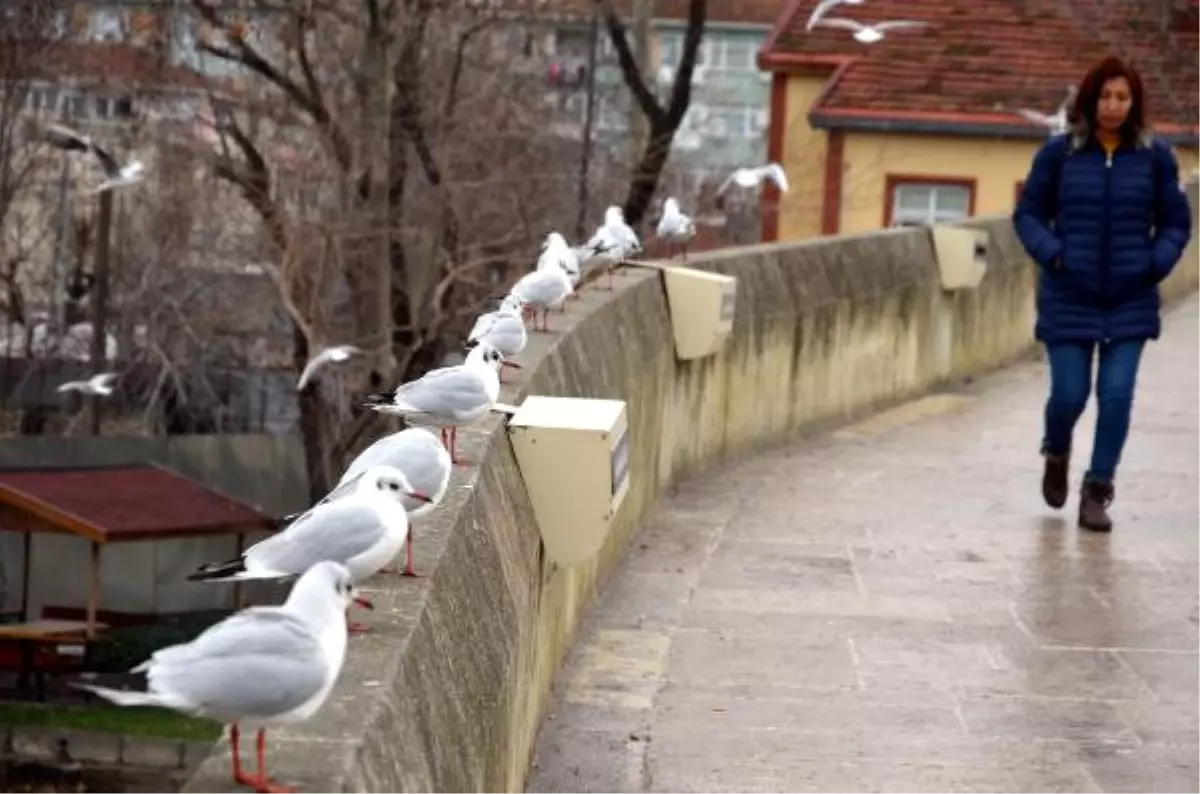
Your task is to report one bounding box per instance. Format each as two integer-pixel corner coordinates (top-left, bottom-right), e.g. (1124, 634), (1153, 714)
(528, 298), (1199, 793)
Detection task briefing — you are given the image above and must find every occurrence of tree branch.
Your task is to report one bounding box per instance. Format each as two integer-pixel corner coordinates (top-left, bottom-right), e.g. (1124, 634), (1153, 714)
(596, 0), (663, 124)
(191, 1), (353, 171)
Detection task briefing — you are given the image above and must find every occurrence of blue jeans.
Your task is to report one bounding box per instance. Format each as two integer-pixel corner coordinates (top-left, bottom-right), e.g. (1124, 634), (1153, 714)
(1042, 339), (1146, 482)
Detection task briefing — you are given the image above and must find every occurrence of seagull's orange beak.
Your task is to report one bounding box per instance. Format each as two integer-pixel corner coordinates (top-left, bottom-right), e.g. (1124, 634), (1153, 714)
(405, 490), (433, 504)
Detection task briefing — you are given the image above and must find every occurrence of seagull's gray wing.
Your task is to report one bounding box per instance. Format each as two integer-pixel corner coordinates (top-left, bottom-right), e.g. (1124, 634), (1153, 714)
(245, 499), (388, 574)
(394, 368), (489, 416)
(340, 432), (449, 500)
(44, 122), (90, 153)
(146, 609), (316, 667)
(145, 612), (327, 721)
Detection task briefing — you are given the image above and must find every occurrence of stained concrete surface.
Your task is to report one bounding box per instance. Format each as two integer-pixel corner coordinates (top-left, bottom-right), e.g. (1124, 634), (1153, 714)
(528, 298), (1199, 793)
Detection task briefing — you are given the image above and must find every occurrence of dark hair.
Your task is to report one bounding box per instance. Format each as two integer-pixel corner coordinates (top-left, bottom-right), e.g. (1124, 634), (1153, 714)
(1071, 55), (1146, 142)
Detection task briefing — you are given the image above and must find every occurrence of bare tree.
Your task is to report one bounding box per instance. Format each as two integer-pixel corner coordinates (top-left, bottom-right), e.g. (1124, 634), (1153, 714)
(596, 0), (707, 228)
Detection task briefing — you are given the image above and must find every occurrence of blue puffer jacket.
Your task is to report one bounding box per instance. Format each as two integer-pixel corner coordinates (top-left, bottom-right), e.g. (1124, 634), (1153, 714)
(1012, 127), (1193, 345)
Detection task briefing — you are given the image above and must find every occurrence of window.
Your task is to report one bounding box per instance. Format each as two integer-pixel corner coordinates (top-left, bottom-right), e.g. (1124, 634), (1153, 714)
(886, 178), (974, 227)
(711, 36), (756, 71)
(87, 8), (124, 41)
(658, 31), (682, 68)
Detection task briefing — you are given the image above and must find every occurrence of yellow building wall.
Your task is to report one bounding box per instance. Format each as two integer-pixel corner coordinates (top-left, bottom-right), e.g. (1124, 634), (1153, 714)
(775, 72), (1200, 243)
(838, 133), (1038, 234)
(777, 75), (830, 241)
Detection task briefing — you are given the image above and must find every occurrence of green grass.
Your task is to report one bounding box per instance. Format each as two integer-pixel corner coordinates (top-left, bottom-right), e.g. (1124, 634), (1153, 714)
(0, 702), (222, 742)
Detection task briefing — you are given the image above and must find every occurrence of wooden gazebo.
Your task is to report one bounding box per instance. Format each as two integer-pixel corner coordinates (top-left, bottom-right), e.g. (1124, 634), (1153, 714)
(0, 463), (276, 639)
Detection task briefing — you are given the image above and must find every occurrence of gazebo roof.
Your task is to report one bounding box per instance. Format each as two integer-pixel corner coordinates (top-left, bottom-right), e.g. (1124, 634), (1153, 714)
(0, 463), (274, 543)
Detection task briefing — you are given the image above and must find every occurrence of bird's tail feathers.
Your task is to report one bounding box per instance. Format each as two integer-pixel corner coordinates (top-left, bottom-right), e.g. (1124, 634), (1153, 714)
(187, 557), (248, 582)
(72, 686), (163, 710)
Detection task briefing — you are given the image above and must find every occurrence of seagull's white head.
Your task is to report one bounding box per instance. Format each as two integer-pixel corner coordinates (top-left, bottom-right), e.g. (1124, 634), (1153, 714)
(286, 560), (371, 617)
(604, 206), (625, 226)
(465, 340), (505, 371)
(361, 464), (432, 507)
(499, 293), (525, 314)
(663, 197), (681, 215)
(545, 232), (568, 250)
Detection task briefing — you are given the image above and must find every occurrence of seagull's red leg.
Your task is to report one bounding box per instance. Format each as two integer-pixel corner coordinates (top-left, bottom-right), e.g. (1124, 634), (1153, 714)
(401, 531), (419, 577)
(450, 426), (470, 467)
(230, 724), (255, 789)
(252, 728), (296, 793)
(346, 607), (371, 634)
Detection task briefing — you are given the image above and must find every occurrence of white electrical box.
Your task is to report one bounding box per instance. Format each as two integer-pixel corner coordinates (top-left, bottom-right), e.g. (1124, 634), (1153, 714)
(506, 396), (630, 567)
(929, 226), (989, 291)
(660, 265), (738, 360)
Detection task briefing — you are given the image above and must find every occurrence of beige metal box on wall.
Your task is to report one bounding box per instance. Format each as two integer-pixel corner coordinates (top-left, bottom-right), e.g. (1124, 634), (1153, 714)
(653, 264), (738, 360)
(929, 225), (989, 291)
(506, 396), (630, 567)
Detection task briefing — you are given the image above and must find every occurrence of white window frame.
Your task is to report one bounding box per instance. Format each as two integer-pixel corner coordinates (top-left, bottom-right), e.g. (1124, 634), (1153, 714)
(889, 181), (972, 227)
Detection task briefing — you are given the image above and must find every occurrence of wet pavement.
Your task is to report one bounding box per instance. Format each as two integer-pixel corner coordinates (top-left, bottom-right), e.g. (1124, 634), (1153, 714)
(528, 298), (1199, 793)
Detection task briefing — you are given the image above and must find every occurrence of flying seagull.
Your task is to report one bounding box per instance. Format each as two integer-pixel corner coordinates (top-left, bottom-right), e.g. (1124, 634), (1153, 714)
(43, 122), (145, 194)
(56, 372), (118, 396)
(813, 17), (932, 44)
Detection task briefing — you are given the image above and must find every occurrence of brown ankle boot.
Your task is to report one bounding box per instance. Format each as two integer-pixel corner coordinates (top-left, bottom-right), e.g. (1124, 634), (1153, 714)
(1078, 478), (1114, 532)
(1041, 448), (1070, 509)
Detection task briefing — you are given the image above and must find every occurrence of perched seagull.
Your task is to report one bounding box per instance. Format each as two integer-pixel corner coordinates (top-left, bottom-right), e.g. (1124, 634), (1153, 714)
(509, 265), (573, 332)
(538, 232), (582, 292)
(717, 163), (790, 197)
(655, 197), (697, 261)
(43, 122), (145, 194)
(806, 0), (865, 31)
(584, 207), (642, 289)
(188, 466), (429, 632)
(74, 562), (365, 794)
(307, 428), (453, 577)
(296, 344), (365, 391)
(1012, 86), (1077, 136)
(467, 294), (527, 380)
(360, 342), (505, 466)
(56, 372), (118, 396)
(813, 17), (931, 44)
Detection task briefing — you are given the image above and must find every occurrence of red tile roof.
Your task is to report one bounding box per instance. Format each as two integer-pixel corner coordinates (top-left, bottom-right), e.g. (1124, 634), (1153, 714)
(0, 464), (274, 543)
(8, 41), (209, 90)
(759, 0), (1199, 137)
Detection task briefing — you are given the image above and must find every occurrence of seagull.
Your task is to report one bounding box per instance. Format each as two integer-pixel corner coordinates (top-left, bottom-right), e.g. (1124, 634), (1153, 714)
(305, 428), (453, 577)
(509, 265), (573, 332)
(188, 466), (427, 604)
(806, 0), (865, 31)
(584, 207), (642, 289)
(813, 17), (931, 45)
(56, 372), (118, 396)
(1012, 85), (1077, 136)
(717, 163), (790, 197)
(467, 294), (527, 380)
(43, 122), (145, 194)
(655, 197), (697, 261)
(296, 344), (365, 391)
(538, 232), (582, 290)
(74, 561), (365, 793)
(360, 342), (505, 466)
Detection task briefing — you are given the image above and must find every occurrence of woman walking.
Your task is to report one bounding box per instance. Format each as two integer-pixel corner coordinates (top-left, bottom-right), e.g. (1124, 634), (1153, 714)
(1012, 55), (1193, 532)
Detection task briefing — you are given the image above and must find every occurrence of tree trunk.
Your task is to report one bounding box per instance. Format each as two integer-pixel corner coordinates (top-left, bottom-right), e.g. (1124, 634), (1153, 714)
(622, 118), (677, 227)
(292, 321), (334, 501)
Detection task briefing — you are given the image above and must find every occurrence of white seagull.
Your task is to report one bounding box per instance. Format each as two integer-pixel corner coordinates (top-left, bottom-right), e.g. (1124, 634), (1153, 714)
(467, 294), (528, 380)
(188, 465), (430, 631)
(813, 17), (931, 45)
(56, 372), (118, 396)
(296, 344), (366, 391)
(44, 122), (146, 194)
(310, 427), (454, 577)
(717, 163), (791, 196)
(361, 342), (505, 466)
(1013, 85), (1077, 136)
(584, 207), (642, 290)
(509, 265), (573, 332)
(806, 0), (865, 31)
(74, 561), (365, 793)
(655, 197), (697, 261)
(538, 232), (583, 294)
